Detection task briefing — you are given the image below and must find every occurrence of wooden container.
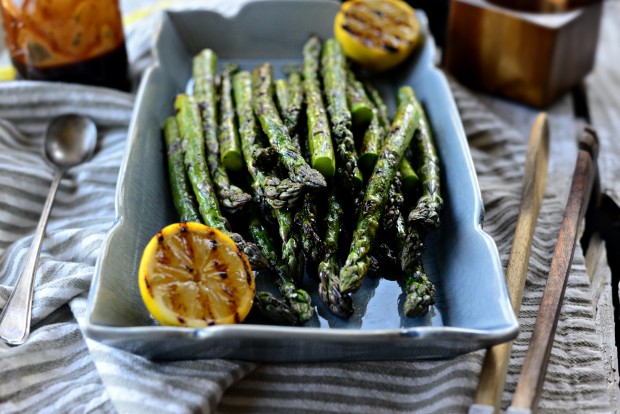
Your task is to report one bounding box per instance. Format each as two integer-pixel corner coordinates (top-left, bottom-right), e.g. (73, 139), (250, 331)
(490, 0), (600, 12)
(444, 0), (602, 107)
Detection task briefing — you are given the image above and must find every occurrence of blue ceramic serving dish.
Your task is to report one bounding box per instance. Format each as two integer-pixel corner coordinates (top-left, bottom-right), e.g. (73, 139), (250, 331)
(85, 0), (518, 361)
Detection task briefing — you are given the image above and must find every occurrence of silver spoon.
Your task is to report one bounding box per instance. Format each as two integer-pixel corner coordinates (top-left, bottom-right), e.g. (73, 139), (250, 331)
(0, 114), (97, 345)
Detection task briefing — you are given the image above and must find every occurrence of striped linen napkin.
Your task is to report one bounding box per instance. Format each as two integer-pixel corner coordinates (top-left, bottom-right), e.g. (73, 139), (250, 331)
(0, 2), (613, 413)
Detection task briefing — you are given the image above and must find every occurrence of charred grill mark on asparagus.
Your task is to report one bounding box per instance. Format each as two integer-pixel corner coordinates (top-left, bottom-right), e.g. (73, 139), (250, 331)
(383, 172), (405, 233)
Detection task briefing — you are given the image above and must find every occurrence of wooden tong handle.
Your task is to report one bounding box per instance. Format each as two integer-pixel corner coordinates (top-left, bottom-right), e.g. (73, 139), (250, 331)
(471, 113), (549, 413)
(508, 126), (599, 413)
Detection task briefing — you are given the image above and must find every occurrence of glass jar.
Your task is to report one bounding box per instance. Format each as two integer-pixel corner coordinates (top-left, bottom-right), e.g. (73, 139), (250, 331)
(0, 0), (130, 91)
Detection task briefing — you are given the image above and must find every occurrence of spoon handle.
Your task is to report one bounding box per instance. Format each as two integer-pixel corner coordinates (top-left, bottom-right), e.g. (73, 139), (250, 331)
(0, 169), (64, 345)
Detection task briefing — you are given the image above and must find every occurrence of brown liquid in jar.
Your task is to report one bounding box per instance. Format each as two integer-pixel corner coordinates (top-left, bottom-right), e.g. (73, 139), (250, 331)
(1, 0), (130, 91)
(11, 43), (130, 91)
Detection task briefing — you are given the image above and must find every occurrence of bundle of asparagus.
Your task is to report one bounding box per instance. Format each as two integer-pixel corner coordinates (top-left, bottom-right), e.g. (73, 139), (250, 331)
(161, 37), (443, 325)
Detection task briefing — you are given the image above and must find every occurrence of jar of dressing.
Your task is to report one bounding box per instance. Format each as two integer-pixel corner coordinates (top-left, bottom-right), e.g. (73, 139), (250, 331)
(0, 0), (130, 91)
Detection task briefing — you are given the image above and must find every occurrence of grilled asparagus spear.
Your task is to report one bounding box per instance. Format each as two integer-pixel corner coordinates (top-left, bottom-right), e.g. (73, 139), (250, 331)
(275, 79), (290, 119)
(283, 65), (305, 138)
(233, 70), (304, 282)
(383, 172), (435, 317)
(175, 93), (267, 269)
(249, 216), (313, 323)
(400, 92), (443, 271)
(407, 95), (443, 233)
(345, 67), (373, 127)
(320, 38), (363, 193)
(318, 189), (353, 318)
(302, 36), (336, 179)
(365, 80), (419, 195)
(275, 207), (304, 285)
(162, 116), (201, 223)
(399, 93), (440, 316)
(339, 86), (421, 294)
(218, 62), (245, 172)
(297, 192), (323, 271)
(193, 50), (250, 213)
(252, 63), (327, 189)
(403, 261), (436, 317)
(175, 93), (228, 231)
(274, 73), (303, 154)
(233, 70), (304, 208)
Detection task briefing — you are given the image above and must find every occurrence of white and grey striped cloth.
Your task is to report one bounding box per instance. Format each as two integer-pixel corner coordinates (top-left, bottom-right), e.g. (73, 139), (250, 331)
(0, 4), (613, 414)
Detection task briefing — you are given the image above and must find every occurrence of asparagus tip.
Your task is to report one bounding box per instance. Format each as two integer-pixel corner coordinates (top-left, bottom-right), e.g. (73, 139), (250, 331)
(338, 264), (365, 294)
(409, 196), (443, 232)
(230, 233), (270, 270)
(254, 291), (301, 325)
(403, 276), (436, 318)
(318, 260), (354, 319)
(281, 283), (314, 323)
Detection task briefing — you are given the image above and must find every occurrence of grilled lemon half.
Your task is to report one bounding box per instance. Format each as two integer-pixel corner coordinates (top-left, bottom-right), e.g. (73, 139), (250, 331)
(334, 0), (421, 72)
(138, 222), (255, 327)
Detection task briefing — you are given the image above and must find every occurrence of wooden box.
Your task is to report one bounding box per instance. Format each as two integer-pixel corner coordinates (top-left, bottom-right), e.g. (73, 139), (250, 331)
(490, 0), (600, 12)
(444, 0), (602, 107)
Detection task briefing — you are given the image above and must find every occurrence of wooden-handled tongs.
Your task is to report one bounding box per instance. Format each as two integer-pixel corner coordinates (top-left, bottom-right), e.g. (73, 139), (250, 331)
(469, 112), (550, 414)
(507, 126), (599, 414)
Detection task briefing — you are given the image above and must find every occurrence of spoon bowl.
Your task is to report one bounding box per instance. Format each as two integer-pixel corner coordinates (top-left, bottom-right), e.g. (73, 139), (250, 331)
(45, 114), (98, 170)
(0, 114), (97, 345)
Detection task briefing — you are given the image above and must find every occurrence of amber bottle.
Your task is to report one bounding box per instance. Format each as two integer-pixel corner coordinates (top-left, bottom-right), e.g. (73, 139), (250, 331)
(0, 0), (130, 91)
